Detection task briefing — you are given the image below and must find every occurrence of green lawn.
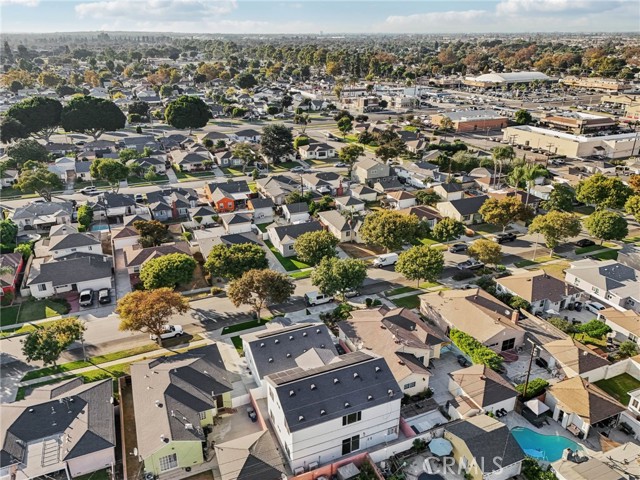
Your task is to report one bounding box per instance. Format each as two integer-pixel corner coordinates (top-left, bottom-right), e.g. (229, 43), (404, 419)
(222, 167), (245, 177)
(386, 286), (420, 297)
(473, 223), (503, 235)
(575, 244), (611, 255)
(74, 469), (111, 480)
(0, 306), (20, 327)
(256, 223), (270, 233)
(514, 256), (557, 268)
(231, 335), (243, 354)
(265, 240), (311, 271)
(592, 250), (619, 261)
(415, 236), (440, 246)
(595, 373), (640, 406)
(392, 294), (422, 309)
(0, 319), (64, 339)
(622, 236), (640, 244)
(22, 343), (163, 381)
(17, 299), (70, 323)
(529, 260), (571, 279)
(289, 269), (313, 280)
(174, 168), (217, 181)
(221, 318), (271, 335)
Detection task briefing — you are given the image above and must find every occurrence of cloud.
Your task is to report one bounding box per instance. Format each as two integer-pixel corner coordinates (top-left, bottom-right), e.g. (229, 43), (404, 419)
(381, 10), (487, 32)
(496, 0), (626, 15)
(0, 0), (39, 6)
(75, 0), (236, 19)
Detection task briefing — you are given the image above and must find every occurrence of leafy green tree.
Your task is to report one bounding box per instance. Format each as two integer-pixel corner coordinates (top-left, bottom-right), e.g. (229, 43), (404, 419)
(629, 174), (640, 194)
(129, 100), (150, 118)
(294, 230), (339, 266)
(21, 318), (85, 366)
(0, 116), (28, 143)
(396, 245), (444, 286)
(159, 84), (173, 98)
(449, 328), (503, 371)
(228, 269), (295, 320)
(261, 124), (294, 165)
(432, 217), (465, 242)
(165, 95), (210, 131)
(117, 288), (189, 345)
(338, 144), (364, 173)
(6, 96), (62, 142)
(77, 205), (93, 230)
(60, 96), (126, 140)
(584, 210), (628, 243)
(514, 109), (532, 125)
(468, 239), (502, 266)
(205, 243), (268, 279)
(415, 189), (442, 206)
(293, 136), (309, 149)
(139, 253), (197, 290)
(235, 72), (257, 89)
(618, 341), (639, 358)
(337, 116), (353, 137)
(6, 139), (49, 168)
(529, 211), (582, 252)
(144, 166), (158, 181)
(311, 257), (367, 300)
(542, 183), (575, 212)
(13, 243), (32, 260)
(479, 197), (531, 232)
(15, 161), (63, 201)
(577, 320), (611, 339)
(133, 220), (170, 247)
(285, 190), (312, 205)
(360, 210), (420, 252)
(625, 195), (640, 222)
(231, 143), (257, 172)
(0, 219), (18, 253)
(118, 148), (142, 162)
(375, 138), (406, 163)
(89, 158), (129, 192)
(575, 173), (632, 210)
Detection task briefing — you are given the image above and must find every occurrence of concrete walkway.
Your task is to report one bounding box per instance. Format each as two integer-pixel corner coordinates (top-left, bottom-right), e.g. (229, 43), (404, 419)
(165, 167), (179, 184)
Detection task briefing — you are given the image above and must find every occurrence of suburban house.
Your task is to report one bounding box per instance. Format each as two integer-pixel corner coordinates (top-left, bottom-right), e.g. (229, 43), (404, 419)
(26, 253), (113, 299)
(0, 252), (24, 298)
(444, 415), (525, 480)
(247, 197), (274, 225)
(214, 431), (285, 480)
(267, 221), (323, 258)
(263, 351), (401, 472)
(544, 376), (626, 439)
(385, 190), (417, 210)
(130, 345), (234, 477)
(219, 213), (253, 235)
(127, 156), (167, 174)
(565, 259), (640, 313)
(111, 225), (141, 251)
(433, 182), (465, 201)
(0, 378), (115, 480)
(90, 193), (140, 223)
(282, 202), (310, 224)
(396, 161), (440, 188)
(256, 175), (301, 205)
(317, 210), (361, 243)
(398, 205), (441, 229)
(204, 181), (251, 212)
(420, 288), (525, 353)
(242, 323), (339, 388)
(171, 149), (209, 172)
(147, 188), (198, 221)
(123, 242), (191, 274)
(334, 195), (365, 213)
(338, 306), (447, 396)
(188, 205), (218, 227)
(436, 195), (488, 225)
(351, 158), (391, 185)
(373, 177), (404, 193)
(600, 308), (640, 346)
(540, 338), (610, 378)
(36, 229), (102, 259)
(298, 142), (336, 160)
(11, 202), (73, 232)
(214, 150), (243, 167)
(0, 168), (19, 190)
(301, 172), (346, 195)
(350, 184), (378, 202)
(447, 365), (518, 419)
(495, 270), (581, 316)
(229, 129), (262, 143)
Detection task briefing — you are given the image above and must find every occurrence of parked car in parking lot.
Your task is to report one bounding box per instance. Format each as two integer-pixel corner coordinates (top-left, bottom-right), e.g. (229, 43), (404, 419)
(494, 232), (517, 244)
(575, 239), (596, 248)
(449, 243), (468, 253)
(150, 324), (184, 341)
(585, 302), (605, 315)
(79, 289), (94, 307)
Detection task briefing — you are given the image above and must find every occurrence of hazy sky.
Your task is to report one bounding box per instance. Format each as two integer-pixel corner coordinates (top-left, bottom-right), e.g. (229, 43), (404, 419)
(2, 0), (639, 34)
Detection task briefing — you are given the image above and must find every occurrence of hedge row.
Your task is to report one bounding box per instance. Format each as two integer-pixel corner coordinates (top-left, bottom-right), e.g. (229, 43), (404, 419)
(450, 328), (504, 371)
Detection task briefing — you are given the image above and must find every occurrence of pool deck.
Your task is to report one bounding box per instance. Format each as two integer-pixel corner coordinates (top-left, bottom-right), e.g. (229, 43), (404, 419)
(501, 412), (601, 457)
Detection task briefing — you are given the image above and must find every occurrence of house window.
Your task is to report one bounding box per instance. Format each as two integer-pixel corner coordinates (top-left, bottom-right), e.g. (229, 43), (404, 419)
(228, 202), (233, 208)
(404, 382), (416, 390)
(199, 411), (207, 420)
(592, 287), (600, 294)
(346, 231), (351, 237)
(341, 435), (360, 455)
(269, 388), (274, 401)
(387, 426), (398, 436)
(38, 284), (47, 292)
(631, 399), (639, 410)
(158, 453), (178, 472)
(630, 333), (638, 343)
(288, 245), (294, 251)
(342, 411), (362, 426)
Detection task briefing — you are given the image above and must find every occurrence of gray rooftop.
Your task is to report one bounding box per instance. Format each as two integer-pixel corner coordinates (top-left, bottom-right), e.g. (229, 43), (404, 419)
(28, 254), (112, 286)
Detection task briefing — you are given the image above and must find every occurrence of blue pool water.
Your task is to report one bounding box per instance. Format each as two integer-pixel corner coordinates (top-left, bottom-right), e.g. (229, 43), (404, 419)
(511, 427), (582, 461)
(91, 224), (110, 232)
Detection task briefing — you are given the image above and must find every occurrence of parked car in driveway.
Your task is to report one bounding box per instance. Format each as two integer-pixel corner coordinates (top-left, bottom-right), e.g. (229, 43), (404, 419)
(79, 289), (94, 307)
(449, 243), (468, 253)
(98, 288), (111, 305)
(575, 239), (596, 248)
(494, 232), (517, 244)
(290, 166), (304, 173)
(79, 186), (98, 195)
(150, 325), (184, 341)
(585, 301), (605, 315)
(456, 259), (484, 270)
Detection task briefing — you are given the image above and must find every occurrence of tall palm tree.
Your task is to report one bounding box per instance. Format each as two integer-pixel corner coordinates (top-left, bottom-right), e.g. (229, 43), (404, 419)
(508, 165), (526, 189)
(522, 164), (547, 206)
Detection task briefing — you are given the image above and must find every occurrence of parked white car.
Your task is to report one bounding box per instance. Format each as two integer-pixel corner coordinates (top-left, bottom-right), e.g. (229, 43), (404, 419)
(585, 302), (605, 315)
(372, 253), (398, 268)
(150, 325), (184, 341)
(304, 291), (333, 306)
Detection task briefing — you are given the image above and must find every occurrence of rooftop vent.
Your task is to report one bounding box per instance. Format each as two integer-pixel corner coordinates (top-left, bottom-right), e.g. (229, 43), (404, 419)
(299, 415), (304, 421)
(303, 332), (308, 337)
(275, 339), (280, 344)
(334, 378), (340, 384)
(286, 353), (291, 358)
(321, 344), (325, 348)
(260, 343), (265, 348)
(28, 408), (34, 413)
(155, 400), (161, 408)
(310, 384), (317, 390)
(368, 395), (373, 401)
(289, 390), (295, 397)
(375, 366), (381, 372)
(185, 423), (193, 430)
(268, 357), (273, 363)
(353, 372), (359, 379)
(388, 389), (394, 397)
(320, 409), (326, 416)
(289, 335), (294, 341)
(316, 329), (321, 334)
(344, 402), (350, 408)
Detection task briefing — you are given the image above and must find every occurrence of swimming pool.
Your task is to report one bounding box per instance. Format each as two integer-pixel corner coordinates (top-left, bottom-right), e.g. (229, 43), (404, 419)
(511, 427), (582, 462)
(91, 224), (110, 232)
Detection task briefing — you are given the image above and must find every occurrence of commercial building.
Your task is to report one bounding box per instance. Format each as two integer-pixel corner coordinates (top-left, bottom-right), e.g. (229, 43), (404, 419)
(539, 112), (617, 134)
(463, 71), (552, 88)
(560, 76), (628, 92)
(430, 109), (507, 132)
(502, 125), (640, 159)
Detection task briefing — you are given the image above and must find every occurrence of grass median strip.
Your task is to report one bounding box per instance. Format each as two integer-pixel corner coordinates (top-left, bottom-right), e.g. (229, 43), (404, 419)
(392, 294), (422, 309)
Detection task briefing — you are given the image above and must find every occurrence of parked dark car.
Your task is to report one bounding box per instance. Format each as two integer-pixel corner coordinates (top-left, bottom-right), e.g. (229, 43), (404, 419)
(576, 239), (596, 248)
(449, 243), (468, 253)
(457, 355), (471, 367)
(456, 259), (484, 270)
(494, 232), (517, 244)
(535, 357), (548, 369)
(573, 301), (583, 312)
(247, 406), (257, 422)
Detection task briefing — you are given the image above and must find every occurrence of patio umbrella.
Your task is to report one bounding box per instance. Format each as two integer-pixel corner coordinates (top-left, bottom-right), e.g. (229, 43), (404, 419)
(525, 398), (550, 416)
(429, 438), (453, 456)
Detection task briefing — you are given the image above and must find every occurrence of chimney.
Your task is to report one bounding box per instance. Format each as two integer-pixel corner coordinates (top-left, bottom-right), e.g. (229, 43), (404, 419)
(511, 309), (520, 324)
(171, 200), (179, 220)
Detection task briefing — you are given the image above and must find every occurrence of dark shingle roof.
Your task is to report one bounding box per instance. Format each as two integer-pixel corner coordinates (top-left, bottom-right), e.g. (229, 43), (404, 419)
(28, 254), (112, 286)
(269, 221), (322, 242)
(49, 233), (100, 251)
(447, 195), (489, 215)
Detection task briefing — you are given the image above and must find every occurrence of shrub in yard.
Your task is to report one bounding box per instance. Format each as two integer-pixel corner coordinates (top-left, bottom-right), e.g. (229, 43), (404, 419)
(182, 231), (192, 241)
(474, 276), (495, 291)
(449, 328), (504, 371)
(509, 296), (531, 312)
(577, 320), (611, 339)
(210, 286), (224, 296)
(516, 378), (549, 399)
(452, 270), (474, 281)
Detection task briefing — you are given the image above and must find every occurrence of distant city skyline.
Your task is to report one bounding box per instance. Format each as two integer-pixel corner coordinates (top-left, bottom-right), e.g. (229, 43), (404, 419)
(1, 0), (638, 34)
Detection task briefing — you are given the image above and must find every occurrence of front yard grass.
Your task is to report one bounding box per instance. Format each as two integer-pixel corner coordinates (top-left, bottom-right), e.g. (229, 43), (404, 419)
(530, 260), (571, 279)
(622, 235), (640, 244)
(0, 306), (20, 326)
(221, 317), (271, 335)
(386, 286), (420, 297)
(74, 469), (111, 480)
(265, 240), (311, 271)
(392, 294), (422, 309)
(0, 319), (65, 339)
(574, 244), (618, 255)
(231, 335), (243, 354)
(595, 373), (640, 406)
(17, 299), (70, 323)
(289, 269), (313, 280)
(592, 249), (619, 261)
(514, 255), (557, 268)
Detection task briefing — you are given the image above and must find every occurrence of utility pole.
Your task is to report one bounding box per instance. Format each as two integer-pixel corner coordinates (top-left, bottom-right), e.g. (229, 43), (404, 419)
(522, 339), (538, 399)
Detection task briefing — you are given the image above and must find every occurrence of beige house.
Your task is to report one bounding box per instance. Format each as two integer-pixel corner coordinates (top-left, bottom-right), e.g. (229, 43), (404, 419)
(444, 415), (525, 480)
(420, 288), (525, 352)
(541, 338), (610, 378)
(351, 158), (391, 185)
(123, 242), (191, 274)
(317, 209), (361, 243)
(337, 306), (447, 396)
(600, 307), (640, 346)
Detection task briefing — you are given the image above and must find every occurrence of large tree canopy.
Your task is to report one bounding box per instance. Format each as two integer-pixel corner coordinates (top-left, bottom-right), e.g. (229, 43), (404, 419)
(139, 253), (197, 290)
(89, 158), (129, 192)
(6, 138), (49, 168)
(165, 95), (210, 130)
(260, 123), (294, 164)
(575, 173), (632, 210)
(204, 243), (268, 279)
(359, 210), (420, 252)
(6, 96), (62, 141)
(15, 161), (63, 201)
(60, 95), (126, 140)
(228, 269), (295, 320)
